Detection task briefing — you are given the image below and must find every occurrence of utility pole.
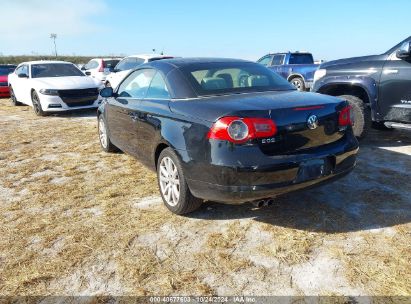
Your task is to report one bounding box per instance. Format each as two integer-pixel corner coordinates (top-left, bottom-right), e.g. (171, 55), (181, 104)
(50, 33), (58, 57)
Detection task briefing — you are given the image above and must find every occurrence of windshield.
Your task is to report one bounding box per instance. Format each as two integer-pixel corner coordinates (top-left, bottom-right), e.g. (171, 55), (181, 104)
(31, 64), (84, 78)
(180, 62), (295, 96)
(115, 58), (145, 71)
(0, 65), (16, 76)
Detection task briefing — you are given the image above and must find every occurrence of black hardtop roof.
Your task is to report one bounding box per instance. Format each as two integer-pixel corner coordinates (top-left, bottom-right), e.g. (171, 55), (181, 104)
(152, 57), (253, 68)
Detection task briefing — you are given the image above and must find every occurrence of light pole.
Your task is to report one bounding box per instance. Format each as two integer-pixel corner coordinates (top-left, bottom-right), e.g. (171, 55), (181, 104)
(50, 33), (57, 57)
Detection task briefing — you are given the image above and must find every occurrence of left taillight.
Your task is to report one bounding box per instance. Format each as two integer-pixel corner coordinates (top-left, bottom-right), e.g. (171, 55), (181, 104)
(207, 116), (277, 143)
(338, 105), (352, 127)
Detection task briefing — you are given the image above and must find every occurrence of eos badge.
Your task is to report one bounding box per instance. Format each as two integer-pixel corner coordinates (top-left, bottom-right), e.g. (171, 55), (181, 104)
(307, 115), (319, 130)
(261, 137), (276, 144)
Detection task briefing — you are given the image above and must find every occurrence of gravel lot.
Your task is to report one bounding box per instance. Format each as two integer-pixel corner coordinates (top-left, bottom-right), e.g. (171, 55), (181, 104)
(0, 98), (410, 296)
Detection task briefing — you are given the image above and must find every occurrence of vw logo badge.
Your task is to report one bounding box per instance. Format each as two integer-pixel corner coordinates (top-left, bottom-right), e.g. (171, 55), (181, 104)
(307, 115), (319, 130)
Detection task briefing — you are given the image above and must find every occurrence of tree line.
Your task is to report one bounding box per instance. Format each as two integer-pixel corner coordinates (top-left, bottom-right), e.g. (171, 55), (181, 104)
(0, 55), (116, 65)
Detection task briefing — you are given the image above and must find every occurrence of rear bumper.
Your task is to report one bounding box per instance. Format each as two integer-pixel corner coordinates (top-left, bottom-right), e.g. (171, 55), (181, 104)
(188, 160), (355, 204)
(184, 134), (358, 204)
(0, 86), (10, 97)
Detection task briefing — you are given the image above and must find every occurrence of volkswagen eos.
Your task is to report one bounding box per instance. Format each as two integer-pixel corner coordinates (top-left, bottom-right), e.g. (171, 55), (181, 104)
(98, 58), (359, 214)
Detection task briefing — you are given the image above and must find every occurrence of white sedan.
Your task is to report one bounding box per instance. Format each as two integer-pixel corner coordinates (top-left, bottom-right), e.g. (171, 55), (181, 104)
(8, 61), (103, 116)
(105, 54), (174, 89)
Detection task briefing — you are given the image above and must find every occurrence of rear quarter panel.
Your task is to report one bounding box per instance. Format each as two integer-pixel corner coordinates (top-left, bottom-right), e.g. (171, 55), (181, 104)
(134, 98), (212, 172)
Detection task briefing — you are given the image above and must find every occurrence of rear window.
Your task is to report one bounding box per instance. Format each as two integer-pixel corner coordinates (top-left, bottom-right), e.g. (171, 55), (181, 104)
(0, 66), (16, 76)
(115, 58), (145, 71)
(288, 53), (314, 65)
(31, 64), (84, 78)
(180, 62), (295, 96)
(103, 59), (120, 71)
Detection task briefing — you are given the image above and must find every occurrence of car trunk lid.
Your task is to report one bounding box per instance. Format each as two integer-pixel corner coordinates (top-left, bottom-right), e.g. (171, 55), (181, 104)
(170, 90), (348, 154)
(259, 103), (345, 155)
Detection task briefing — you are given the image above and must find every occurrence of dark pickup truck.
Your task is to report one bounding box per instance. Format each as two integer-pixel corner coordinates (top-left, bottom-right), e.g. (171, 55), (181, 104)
(313, 36), (411, 138)
(257, 52), (319, 91)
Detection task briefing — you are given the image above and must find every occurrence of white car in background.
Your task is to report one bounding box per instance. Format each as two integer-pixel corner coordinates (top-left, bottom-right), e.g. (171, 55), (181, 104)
(81, 58), (122, 83)
(8, 61), (103, 116)
(104, 54), (174, 88)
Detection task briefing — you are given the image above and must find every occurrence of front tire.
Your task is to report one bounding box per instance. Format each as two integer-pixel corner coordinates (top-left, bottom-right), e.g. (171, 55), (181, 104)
(98, 114), (118, 152)
(157, 148), (202, 215)
(290, 77), (305, 91)
(338, 94), (371, 139)
(31, 91), (46, 116)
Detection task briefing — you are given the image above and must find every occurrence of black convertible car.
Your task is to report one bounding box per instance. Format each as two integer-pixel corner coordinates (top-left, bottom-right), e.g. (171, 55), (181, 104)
(98, 58), (359, 214)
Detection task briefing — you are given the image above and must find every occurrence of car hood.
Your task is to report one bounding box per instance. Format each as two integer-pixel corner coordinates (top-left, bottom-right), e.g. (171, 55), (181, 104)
(320, 54), (387, 69)
(33, 76), (100, 89)
(170, 90), (343, 122)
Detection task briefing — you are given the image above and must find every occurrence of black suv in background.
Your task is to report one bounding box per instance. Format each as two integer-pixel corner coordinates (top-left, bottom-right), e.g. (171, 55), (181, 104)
(313, 36), (411, 138)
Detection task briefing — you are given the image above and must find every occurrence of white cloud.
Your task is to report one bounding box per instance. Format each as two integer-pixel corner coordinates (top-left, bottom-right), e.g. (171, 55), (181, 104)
(0, 0), (108, 54)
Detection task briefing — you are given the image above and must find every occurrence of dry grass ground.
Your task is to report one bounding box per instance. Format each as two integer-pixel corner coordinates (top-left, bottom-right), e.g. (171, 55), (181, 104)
(0, 98), (410, 296)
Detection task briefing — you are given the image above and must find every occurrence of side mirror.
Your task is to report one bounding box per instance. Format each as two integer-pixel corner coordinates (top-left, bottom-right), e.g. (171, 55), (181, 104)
(18, 73), (28, 78)
(81, 66), (86, 70)
(112, 68), (119, 73)
(100, 87), (114, 98)
(396, 41), (411, 59)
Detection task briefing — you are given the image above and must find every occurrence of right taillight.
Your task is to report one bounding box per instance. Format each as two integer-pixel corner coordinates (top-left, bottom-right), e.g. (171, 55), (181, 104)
(207, 116), (277, 143)
(338, 105), (352, 127)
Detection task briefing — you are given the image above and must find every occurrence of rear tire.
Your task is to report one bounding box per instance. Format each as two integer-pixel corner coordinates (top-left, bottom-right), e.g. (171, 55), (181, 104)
(290, 77), (305, 91)
(98, 114), (119, 152)
(9, 86), (22, 106)
(338, 94), (371, 139)
(157, 148), (202, 215)
(31, 91), (46, 116)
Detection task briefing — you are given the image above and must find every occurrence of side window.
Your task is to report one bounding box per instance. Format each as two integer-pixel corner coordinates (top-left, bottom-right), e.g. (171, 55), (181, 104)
(117, 69), (156, 98)
(84, 60), (92, 70)
(145, 72), (170, 99)
(18, 65), (29, 76)
(85, 60), (99, 70)
(15, 66), (24, 75)
(272, 55), (285, 65)
(258, 55), (273, 66)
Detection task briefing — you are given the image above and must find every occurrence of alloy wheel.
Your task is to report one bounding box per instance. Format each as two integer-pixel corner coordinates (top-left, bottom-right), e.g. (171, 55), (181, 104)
(159, 156), (180, 206)
(292, 79), (302, 91)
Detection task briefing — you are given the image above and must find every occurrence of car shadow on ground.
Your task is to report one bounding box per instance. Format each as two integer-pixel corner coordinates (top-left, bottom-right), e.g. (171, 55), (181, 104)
(189, 128), (411, 233)
(48, 108), (97, 118)
(13, 102), (98, 119)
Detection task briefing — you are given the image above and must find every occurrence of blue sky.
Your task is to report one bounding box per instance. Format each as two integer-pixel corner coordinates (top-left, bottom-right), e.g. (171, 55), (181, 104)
(1, 0), (410, 61)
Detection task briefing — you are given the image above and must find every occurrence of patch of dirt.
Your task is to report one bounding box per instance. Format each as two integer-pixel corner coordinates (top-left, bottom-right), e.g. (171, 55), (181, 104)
(0, 99), (411, 296)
